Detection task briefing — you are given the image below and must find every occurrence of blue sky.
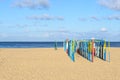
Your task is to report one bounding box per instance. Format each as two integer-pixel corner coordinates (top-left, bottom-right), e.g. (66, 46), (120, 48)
(0, 0), (120, 41)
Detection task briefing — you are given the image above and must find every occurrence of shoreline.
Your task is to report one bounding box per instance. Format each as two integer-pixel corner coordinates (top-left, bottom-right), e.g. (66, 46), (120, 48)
(0, 47), (62, 49)
(0, 47), (119, 49)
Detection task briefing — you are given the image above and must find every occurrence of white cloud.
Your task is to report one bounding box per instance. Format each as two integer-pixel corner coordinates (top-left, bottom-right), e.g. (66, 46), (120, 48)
(42, 33), (50, 38)
(79, 18), (87, 21)
(0, 33), (8, 38)
(99, 0), (120, 11)
(16, 24), (28, 27)
(56, 16), (64, 20)
(15, 23), (48, 28)
(91, 16), (99, 21)
(100, 27), (107, 32)
(79, 14), (120, 21)
(107, 15), (120, 20)
(0, 31), (119, 41)
(27, 14), (53, 20)
(12, 0), (50, 9)
(27, 14), (64, 21)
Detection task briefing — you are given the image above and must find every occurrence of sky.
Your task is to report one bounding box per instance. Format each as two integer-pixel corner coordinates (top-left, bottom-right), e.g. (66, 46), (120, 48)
(0, 0), (120, 41)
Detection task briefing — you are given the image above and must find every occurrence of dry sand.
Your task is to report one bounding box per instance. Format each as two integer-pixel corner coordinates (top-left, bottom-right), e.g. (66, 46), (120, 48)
(0, 48), (120, 80)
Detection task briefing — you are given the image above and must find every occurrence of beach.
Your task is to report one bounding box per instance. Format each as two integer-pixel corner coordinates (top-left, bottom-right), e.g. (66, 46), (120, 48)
(0, 48), (120, 80)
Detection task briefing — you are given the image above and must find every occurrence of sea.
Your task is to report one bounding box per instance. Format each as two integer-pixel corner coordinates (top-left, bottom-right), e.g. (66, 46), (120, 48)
(0, 42), (120, 48)
(0, 42), (63, 48)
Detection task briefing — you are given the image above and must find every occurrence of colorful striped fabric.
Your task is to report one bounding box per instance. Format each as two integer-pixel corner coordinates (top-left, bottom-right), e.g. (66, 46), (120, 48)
(63, 39), (110, 62)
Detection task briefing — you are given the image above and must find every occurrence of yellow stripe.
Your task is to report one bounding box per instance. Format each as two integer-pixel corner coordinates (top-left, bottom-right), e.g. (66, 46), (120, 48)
(104, 40), (106, 50)
(72, 41), (74, 52)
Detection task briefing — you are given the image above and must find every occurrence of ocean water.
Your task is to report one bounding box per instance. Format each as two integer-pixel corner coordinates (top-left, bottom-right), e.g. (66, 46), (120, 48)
(0, 42), (120, 48)
(110, 42), (120, 47)
(0, 42), (63, 48)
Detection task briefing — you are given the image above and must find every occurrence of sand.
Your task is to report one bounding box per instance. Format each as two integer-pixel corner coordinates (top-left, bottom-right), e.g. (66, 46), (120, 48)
(0, 48), (120, 80)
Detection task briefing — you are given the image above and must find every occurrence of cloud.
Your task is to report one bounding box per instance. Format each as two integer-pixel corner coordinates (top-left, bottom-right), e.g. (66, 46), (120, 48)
(27, 14), (53, 20)
(28, 30), (81, 40)
(79, 18), (87, 21)
(27, 14), (64, 21)
(0, 30), (119, 41)
(91, 16), (99, 21)
(79, 14), (120, 21)
(43, 30), (82, 40)
(12, 0), (50, 9)
(56, 16), (64, 21)
(107, 15), (120, 20)
(15, 23), (48, 28)
(33, 23), (48, 27)
(0, 33), (8, 38)
(99, 0), (120, 11)
(15, 24), (32, 27)
(79, 16), (100, 22)
(100, 27), (107, 32)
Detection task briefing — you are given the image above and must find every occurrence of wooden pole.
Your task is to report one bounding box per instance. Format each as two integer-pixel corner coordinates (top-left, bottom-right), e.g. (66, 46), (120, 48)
(92, 39), (94, 62)
(108, 41), (110, 62)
